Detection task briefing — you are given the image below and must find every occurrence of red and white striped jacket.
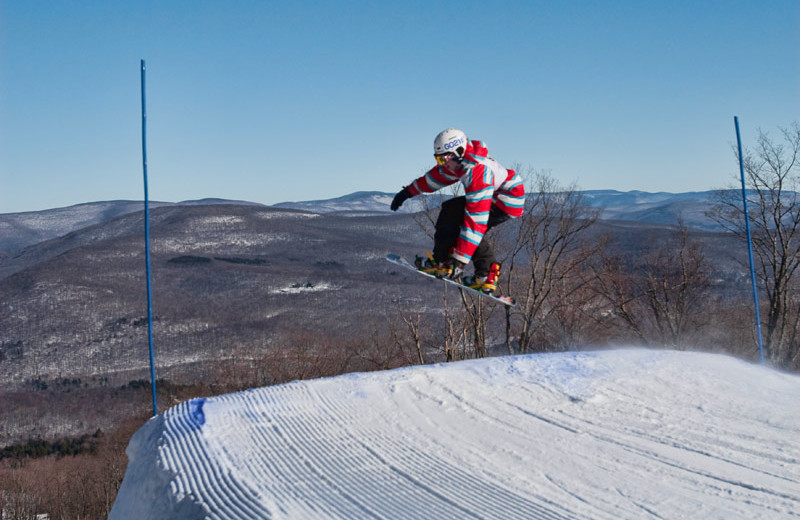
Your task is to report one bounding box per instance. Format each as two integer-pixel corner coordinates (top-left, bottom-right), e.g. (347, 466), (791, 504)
(406, 140), (526, 264)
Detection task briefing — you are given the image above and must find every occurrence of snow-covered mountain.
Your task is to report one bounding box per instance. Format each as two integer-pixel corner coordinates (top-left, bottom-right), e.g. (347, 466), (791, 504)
(582, 190), (719, 229)
(110, 349), (800, 520)
(0, 190), (722, 254)
(0, 199), (265, 253)
(0, 201), (159, 253)
(273, 190), (431, 215)
(273, 191), (395, 213)
(274, 189), (722, 229)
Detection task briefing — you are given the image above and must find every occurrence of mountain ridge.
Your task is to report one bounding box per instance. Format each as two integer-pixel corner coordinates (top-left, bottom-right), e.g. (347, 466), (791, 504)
(0, 190), (724, 255)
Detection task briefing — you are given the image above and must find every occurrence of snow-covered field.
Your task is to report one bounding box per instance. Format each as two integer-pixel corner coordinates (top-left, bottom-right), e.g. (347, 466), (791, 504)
(110, 349), (800, 520)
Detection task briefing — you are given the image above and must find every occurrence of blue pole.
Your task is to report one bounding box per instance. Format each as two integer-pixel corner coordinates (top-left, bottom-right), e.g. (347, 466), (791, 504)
(142, 59), (158, 415)
(735, 116), (765, 364)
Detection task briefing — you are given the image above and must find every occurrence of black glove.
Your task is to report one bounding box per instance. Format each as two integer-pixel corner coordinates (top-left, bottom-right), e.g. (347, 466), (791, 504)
(390, 187), (411, 211)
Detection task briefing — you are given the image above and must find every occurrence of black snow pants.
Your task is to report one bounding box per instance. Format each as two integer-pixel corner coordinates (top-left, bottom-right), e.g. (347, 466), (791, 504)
(432, 196), (511, 277)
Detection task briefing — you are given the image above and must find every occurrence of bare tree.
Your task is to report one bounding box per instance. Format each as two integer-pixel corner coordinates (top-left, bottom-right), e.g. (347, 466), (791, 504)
(642, 222), (713, 348)
(544, 264), (610, 349)
(439, 288), (469, 362)
(503, 170), (600, 353)
(591, 222), (715, 349)
(710, 122), (800, 368)
(590, 245), (648, 344)
(396, 312), (425, 364)
(457, 291), (495, 358)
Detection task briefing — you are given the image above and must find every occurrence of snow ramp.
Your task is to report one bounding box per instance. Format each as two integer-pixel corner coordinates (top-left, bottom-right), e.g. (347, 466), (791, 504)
(109, 349), (800, 519)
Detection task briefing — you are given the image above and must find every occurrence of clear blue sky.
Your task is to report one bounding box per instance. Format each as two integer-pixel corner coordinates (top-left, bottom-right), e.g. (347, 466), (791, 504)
(1, 1), (798, 213)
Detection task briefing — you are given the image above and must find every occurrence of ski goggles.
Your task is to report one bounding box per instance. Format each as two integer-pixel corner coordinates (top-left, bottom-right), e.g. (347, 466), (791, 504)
(434, 153), (456, 166)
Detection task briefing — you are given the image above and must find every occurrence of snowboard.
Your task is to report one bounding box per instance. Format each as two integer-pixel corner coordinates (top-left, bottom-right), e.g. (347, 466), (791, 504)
(386, 253), (516, 307)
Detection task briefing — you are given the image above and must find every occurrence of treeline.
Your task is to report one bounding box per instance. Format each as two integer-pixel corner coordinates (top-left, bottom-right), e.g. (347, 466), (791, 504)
(0, 431), (102, 461)
(0, 378), (218, 520)
(0, 414), (141, 520)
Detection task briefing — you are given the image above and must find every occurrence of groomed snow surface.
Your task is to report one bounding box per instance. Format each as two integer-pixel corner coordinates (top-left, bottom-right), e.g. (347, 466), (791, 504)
(110, 349), (800, 519)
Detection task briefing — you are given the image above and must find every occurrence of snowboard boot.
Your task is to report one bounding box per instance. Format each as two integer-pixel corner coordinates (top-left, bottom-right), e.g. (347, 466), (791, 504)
(464, 262), (501, 294)
(415, 253), (453, 278)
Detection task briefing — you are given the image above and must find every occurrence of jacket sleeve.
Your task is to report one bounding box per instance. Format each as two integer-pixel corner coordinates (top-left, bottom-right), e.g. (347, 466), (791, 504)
(451, 163), (493, 264)
(494, 168), (526, 217)
(406, 165), (460, 196)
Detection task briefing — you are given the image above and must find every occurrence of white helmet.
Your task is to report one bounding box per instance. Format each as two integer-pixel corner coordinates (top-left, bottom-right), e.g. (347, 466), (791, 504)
(433, 128), (468, 157)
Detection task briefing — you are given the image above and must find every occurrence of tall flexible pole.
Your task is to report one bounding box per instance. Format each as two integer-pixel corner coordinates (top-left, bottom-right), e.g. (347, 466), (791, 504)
(142, 59), (158, 414)
(735, 116), (766, 363)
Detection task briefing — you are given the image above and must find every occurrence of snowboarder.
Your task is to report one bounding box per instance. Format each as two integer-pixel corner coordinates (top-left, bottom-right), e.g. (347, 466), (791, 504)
(390, 128), (526, 294)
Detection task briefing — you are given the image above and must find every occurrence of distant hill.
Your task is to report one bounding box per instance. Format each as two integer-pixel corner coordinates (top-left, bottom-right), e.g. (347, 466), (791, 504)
(0, 190), (726, 255)
(581, 190), (720, 230)
(273, 191), (432, 215)
(273, 191), (394, 214)
(276, 189), (724, 230)
(0, 199), (266, 254)
(0, 201), (161, 253)
(0, 203), (431, 385)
